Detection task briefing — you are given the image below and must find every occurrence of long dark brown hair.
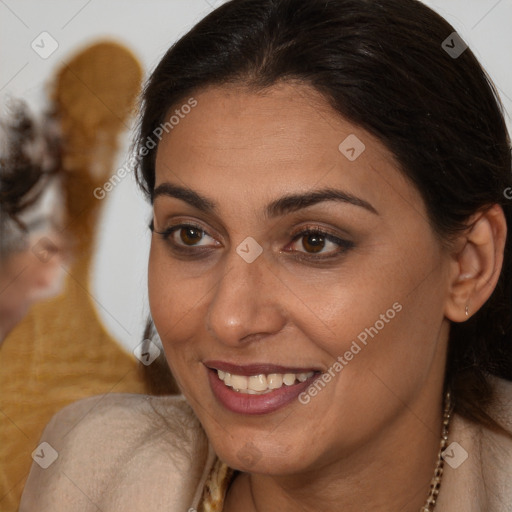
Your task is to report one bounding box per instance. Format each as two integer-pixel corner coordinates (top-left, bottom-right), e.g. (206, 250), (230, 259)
(135, 0), (512, 433)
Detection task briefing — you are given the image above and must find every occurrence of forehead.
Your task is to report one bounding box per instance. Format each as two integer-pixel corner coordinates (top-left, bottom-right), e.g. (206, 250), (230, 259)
(154, 83), (421, 219)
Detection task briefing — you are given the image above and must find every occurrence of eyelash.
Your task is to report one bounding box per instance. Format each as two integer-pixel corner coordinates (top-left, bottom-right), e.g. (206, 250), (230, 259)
(153, 222), (354, 260)
(287, 227), (354, 260)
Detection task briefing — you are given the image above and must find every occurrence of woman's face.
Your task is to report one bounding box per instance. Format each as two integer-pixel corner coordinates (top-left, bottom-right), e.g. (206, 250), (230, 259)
(149, 83), (452, 475)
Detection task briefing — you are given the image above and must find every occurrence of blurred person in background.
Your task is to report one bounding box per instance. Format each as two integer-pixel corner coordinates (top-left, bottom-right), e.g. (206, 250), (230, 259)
(0, 100), (69, 344)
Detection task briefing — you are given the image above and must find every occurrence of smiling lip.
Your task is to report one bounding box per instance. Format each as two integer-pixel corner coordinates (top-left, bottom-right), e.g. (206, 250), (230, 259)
(204, 360), (319, 415)
(204, 361), (320, 376)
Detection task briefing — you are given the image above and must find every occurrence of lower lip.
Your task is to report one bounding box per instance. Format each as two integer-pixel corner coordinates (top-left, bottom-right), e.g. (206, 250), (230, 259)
(207, 369), (317, 415)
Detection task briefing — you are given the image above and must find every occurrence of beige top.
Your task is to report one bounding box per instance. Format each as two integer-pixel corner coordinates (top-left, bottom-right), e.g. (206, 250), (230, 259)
(20, 378), (512, 511)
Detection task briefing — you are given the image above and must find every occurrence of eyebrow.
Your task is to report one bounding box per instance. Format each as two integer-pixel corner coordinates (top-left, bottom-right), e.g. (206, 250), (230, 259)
(153, 183), (378, 217)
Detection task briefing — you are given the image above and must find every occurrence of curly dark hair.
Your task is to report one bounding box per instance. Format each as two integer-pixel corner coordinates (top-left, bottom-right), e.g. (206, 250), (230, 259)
(134, 0), (512, 434)
(0, 100), (62, 255)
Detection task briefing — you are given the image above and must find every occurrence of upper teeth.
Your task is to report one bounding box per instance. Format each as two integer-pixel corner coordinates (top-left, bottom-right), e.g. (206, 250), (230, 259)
(217, 370), (314, 394)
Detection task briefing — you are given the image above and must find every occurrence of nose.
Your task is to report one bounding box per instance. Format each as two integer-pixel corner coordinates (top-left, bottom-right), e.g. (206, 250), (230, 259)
(205, 248), (287, 347)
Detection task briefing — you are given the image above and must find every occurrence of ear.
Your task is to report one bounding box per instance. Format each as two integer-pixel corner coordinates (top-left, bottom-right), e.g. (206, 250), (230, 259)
(445, 204), (507, 322)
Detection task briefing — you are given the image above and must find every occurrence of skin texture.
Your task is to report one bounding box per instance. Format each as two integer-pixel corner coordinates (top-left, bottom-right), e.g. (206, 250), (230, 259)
(149, 83), (506, 512)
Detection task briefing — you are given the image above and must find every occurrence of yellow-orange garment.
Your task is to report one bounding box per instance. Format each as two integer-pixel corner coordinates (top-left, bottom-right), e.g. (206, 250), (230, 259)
(198, 457), (237, 512)
(0, 41), (147, 511)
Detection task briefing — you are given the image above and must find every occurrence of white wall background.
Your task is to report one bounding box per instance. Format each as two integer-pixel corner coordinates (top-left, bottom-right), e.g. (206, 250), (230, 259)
(1, 0), (511, 354)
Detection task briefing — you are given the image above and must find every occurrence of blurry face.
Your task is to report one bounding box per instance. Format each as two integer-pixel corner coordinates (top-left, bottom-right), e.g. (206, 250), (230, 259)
(149, 83), (452, 475)
(0, 178), (68, 341)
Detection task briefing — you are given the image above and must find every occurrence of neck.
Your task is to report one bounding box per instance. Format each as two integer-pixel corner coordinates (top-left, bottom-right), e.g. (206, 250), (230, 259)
(224, 391), (445, 512)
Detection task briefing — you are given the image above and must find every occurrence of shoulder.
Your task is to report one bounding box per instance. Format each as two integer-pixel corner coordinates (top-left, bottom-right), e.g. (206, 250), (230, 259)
(20, 394), (210, 512)
(481, 376), (512, 477)
(440, 376), (512, 512)
(479, 377), (512, 510)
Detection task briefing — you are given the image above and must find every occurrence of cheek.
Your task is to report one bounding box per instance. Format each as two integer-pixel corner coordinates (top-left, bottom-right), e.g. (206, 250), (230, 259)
(326, 277), (446, 418)
(291, 246), (446, 394)
(274, 253), (401, 357)
(148, 244), (180, 338)
(148, 242), (207, 359)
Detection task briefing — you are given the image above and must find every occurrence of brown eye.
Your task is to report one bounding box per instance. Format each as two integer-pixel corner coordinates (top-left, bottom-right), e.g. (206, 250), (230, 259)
(156, 223), (219, 250)
(301, 233), (325, 253)
(180, 226), (204, 246)
(287, 228), (354, 258)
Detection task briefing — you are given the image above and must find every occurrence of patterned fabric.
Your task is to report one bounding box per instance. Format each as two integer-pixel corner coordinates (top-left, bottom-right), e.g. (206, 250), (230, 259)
(198, 457), (237, 512)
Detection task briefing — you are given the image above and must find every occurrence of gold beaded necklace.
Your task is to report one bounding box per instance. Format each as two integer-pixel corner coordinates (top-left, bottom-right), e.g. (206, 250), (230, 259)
(199, 392), (453, 512)
(421, 391), (452, 511)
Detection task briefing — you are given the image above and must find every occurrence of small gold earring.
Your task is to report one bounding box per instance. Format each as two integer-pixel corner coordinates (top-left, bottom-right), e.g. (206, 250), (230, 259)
(465, 305), (469, 317)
